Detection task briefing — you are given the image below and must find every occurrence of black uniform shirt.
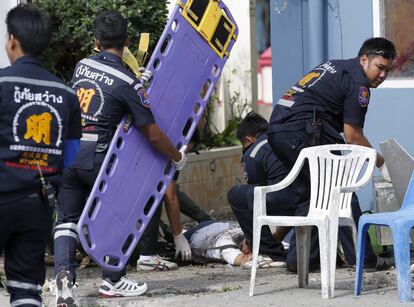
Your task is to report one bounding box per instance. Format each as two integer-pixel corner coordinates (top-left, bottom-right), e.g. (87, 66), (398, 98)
(71, 51), (155, 145)
(0, 56), (81, 194)
(241, 132), (289, 185)
(268, 57), (371, 140)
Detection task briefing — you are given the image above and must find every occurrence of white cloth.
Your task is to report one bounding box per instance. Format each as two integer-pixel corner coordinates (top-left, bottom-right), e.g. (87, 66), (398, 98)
(189, 222), (243, 265)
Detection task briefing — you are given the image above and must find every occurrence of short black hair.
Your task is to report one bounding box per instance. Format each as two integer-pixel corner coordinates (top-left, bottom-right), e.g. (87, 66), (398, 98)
(6, 4), (52, 57)
(236, 112), (268, 142)
(358, 37), (396, 60)
(92, 11), (128, 50)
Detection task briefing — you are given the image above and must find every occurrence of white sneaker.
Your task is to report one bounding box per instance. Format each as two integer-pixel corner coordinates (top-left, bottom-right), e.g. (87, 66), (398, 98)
(137, 255), (178, 271)
(55, 270), (76, 307)
(242, 255), (286, 269)
(98, 276), (147, 298)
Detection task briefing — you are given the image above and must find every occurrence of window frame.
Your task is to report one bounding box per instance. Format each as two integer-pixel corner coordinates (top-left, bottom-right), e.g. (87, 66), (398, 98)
(372, 0), (414, 88)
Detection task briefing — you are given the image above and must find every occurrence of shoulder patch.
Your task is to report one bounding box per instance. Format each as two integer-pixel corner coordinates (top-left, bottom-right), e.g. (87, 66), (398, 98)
(358, 86), (370, 107)
(137, 88), (150, 108)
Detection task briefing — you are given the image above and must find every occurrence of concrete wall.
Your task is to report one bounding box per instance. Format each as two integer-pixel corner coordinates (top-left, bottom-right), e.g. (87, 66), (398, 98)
(270, 0), (414, 210)
(177, 146), (244, 217)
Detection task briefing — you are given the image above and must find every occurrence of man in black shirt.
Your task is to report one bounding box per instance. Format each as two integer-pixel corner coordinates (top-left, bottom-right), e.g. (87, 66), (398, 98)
(268, 37), (395, 186)
(267, 37), (396, 271)
(53, 10), (186, 306)
(228, 112), (308, 264)
(0, 5), (82, 307)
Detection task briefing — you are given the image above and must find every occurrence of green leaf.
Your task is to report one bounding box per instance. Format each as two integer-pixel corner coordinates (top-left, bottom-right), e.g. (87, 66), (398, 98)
(32, 0), (167, 81)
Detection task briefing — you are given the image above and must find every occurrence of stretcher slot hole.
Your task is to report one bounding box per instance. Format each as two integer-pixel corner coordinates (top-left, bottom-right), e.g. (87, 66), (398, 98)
(194, 102), (201, 115)
(105, 154), (117, 176)
(88, 198), (99, 219)
(171, 20), (178, 32)
(164, 161), (173, 176)
(136, 219), (143, 231)
(211, 65), (220, 77)
(200, 79), (211, 99)
(157, 181), (164, 192)
(144, 196), (155, 216)
(116, 137), (124, 149)
(122, 234), (134, 255)
(176, 142), (182, 150)
(153, 58), (160, 70)
(82, 225), (92, 248)
(161, 35), (171, 55)
(104, 255), (120, 266)
(182, 118), (193, 137)
(98, 180), (106, 192)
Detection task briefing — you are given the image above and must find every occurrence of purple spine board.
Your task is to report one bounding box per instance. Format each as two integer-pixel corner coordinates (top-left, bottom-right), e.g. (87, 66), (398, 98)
(77, 0), (238, 271)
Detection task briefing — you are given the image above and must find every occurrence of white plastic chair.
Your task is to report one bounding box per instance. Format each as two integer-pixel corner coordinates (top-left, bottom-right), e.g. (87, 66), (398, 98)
(249, 144), (377, 299)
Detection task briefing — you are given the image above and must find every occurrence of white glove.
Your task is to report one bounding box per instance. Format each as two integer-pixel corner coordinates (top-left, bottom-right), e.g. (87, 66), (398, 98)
(172, 145), (187, 171)
(379, 162), (392, 182)
(173, 232), (192, 261)
(139, 67), (152, 83)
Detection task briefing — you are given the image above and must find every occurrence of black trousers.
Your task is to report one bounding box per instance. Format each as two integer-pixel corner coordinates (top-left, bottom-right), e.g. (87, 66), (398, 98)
(228, 183), (309, 261)
(268, 129), (377, 266)
(0, 194), (52, 306)
(55, 151), (162, 280)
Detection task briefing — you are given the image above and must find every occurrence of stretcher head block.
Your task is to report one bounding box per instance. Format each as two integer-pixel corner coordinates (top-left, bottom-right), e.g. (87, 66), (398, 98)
(181, 0), (237, 58)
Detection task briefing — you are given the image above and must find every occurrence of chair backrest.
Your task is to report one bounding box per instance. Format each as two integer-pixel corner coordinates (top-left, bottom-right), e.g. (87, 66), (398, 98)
(401, 171), (414, 210)
(300, 144), (377, 218)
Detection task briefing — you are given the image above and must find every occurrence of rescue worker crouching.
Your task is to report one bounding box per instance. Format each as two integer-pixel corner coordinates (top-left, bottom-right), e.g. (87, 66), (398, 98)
(267, 37), (396, 271)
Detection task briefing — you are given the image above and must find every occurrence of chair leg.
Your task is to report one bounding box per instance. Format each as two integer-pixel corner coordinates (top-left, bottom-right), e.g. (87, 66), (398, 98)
(351, 224), (357, 256)
(318, 220), (337, 299)
(354, 222), (370, 296)
(391, 226), (412, 302)
(317, 224), (329, 299)
(296, 226), (311, 288)
(249, 221), (262, 296)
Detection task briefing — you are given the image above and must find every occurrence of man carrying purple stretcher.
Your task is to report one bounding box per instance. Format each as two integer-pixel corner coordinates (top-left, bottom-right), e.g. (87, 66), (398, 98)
(53, 11), (187, 307)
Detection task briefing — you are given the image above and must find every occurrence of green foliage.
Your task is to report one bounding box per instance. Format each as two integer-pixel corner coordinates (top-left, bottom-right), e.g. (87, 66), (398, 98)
(32, 0), (169, 80)
(199, 83), (251, 149)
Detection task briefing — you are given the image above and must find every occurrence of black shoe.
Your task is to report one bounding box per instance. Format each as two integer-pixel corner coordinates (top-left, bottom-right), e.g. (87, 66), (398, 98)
(365, 256), (394, 271)
(286, 262), (320, 273)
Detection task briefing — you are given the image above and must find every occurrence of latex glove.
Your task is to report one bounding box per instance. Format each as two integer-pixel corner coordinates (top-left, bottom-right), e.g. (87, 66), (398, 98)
(173, 232), (192, 261)
(139, 67), (152, 83)
(172, 145), (187, 171)
(379, 162), (392, 182)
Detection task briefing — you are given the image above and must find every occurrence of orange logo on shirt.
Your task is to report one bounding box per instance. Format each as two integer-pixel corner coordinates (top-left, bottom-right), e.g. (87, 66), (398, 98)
(77, 88), (96, 113)
(24, 112), (52, 145)
(298, 72), (321, 87)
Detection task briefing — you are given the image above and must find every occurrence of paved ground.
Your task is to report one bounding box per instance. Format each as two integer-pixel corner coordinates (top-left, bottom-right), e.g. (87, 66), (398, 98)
(0, 262), (409, 306)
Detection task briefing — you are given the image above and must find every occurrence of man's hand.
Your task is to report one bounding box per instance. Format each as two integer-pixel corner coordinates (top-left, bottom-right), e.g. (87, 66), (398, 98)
(139, 67), (152, 83)
(173, 232), (192, 261)
(172, 145), (187, 171)
(122, 115), (133, 132)
(379, 162), (392, 182)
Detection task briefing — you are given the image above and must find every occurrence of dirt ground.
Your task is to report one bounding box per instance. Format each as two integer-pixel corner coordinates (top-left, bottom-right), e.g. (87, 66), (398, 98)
(0, 260), (410, 307)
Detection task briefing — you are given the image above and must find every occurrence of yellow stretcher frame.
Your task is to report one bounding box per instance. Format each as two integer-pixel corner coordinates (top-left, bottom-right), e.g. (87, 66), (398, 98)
(179, 0), (237, 58)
